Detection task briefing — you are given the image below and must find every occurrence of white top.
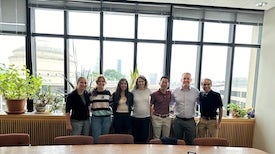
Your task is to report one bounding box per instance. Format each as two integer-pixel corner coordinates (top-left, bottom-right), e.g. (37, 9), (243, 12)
(131, 88), (151, 118)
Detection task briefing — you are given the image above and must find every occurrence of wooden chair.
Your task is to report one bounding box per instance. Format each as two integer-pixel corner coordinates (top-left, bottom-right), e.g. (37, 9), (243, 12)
(149, 138), (186, 145)
(97, 134), (134, 144)
(0, 133), (30, 146)
(193, 137), (229, 146)
(54, 135), (94, 145)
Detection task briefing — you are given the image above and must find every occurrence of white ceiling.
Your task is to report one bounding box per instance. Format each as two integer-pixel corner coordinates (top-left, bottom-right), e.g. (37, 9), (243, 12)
(128, 0), (275, 10)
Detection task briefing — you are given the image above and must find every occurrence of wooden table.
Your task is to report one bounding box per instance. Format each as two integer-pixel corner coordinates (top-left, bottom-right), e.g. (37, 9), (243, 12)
(0, 144), (268, 154)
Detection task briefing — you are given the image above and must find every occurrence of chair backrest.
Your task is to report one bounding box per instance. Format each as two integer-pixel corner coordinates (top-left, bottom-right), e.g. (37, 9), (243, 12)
(54, 135), (94, 145)
(97, 134), (134, 144)
(0, 133), (30, 146)
(193, 137), (229, 146)
(149, 138), (186, 145)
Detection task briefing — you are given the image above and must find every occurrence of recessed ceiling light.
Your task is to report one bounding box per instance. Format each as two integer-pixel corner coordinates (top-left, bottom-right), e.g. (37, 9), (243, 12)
(256, 2), (268, 7)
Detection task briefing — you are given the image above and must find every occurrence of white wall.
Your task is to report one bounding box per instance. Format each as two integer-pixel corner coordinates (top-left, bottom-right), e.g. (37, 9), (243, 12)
(253, 7), (275, 154)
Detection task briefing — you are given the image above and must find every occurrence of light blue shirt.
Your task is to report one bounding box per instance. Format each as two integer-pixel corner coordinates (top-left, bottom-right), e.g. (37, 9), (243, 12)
(171, 86), (199, 118)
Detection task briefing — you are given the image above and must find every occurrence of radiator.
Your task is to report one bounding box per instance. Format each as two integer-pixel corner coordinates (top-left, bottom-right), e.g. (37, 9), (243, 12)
(0, 114), (69, 145)
(0, 114), (254, 146)
(219, 119), (255, 147)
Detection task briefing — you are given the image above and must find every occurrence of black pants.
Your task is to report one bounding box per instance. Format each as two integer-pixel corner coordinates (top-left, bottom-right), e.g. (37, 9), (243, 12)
(131, 116), (150, 144)
(113, 113), (131, 134)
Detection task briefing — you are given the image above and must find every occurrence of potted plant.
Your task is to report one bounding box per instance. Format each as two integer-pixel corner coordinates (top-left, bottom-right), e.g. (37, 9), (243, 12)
(0, 64), (42, 114)
(34, 86), (63, 113)
(227, 103), (247, 118)
(34, 86), (54, 112)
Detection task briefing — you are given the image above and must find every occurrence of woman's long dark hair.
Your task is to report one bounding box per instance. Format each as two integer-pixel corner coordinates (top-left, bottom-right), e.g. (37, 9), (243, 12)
(114, 78), (129, 99)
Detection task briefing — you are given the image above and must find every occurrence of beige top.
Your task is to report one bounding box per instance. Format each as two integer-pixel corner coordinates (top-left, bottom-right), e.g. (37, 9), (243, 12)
(117, 96), (128, 113)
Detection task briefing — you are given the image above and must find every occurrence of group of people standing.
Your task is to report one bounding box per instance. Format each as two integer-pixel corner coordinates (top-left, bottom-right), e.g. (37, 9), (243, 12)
(65, 72), (223, 144)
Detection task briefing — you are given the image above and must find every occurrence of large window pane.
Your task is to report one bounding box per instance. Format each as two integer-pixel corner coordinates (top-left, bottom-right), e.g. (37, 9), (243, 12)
(34, 8), (64, 34)
(201, 46), (228, 98)
(170, 45), (198, 90)
(68, 39), (100, 91)
(204, 22), (230, 43)
(231, 47), (257, 109)
(104, 12), (135, 38)
(137, 43), (165, 90)
(35, 37), (64, 94)
(68, 11), (100, 36)
(0, 35), (25, 112)
(235, 24), (260, 44)
(103, 41), (134, 93)
(173, 20), (199, 41)
(138, 14), (167, 40)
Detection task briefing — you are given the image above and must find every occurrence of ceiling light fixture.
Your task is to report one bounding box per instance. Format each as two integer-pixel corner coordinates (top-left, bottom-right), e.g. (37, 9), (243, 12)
(256, 2), (268, 7)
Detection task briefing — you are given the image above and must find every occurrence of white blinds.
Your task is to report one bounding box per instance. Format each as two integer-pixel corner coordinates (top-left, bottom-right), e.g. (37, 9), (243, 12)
(28, 0), (264, 25)
(0, 0), (26, 33)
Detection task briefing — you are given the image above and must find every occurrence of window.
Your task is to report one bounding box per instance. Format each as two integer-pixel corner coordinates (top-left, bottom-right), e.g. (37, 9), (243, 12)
(200, 45), (228, 99)
(170, 45), (198, 90)
(235, 24), (260, 44)
(138, 14), (167, 40)
(0, 35), (25, 111)
(231, 47), (258, 108)
(35, 37), (64, 93)
(22, 1), (263, 114)
(103, 41), (134, 93)
(137, 43), (165, 90)
(104, 12), (135, 38)
(173, 20), (199, 41)
(68, 39), (100, 91)
(34, 8), (64, 34)
(204, 22), (230, 43)
(68, 11), (100, 36)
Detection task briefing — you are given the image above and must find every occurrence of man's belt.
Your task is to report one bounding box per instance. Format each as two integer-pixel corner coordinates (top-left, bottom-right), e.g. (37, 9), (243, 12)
(201, 116), (217, 120)
(153, 113), (170, 118)
(176, 116), (194, 121)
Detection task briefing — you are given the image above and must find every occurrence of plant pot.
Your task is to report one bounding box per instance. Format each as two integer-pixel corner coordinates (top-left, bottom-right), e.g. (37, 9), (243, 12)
(5, 99), (26, 114)
(35, 104), (46, 112)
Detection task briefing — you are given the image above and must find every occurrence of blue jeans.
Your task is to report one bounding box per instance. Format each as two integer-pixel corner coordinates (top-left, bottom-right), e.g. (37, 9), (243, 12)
(91, 116), (112, 143)
(71, 119), (90, 135)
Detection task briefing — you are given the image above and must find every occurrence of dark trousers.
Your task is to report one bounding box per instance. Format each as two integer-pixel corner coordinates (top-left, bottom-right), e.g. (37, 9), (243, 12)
(113, 113), (131, 134)
(173, 117), (196, 145)
(131, 116), (150, 144)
